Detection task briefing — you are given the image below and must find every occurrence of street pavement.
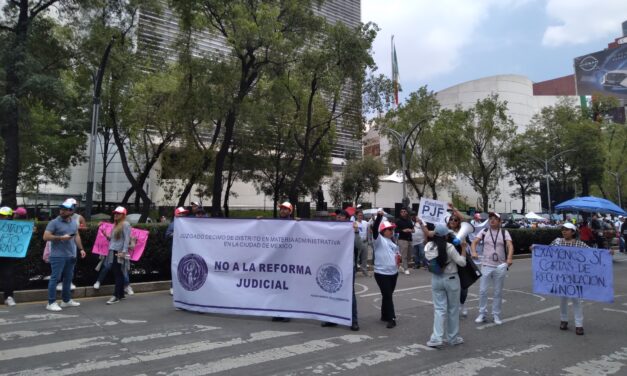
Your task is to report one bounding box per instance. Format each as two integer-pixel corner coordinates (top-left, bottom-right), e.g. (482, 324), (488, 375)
(2, 254), (627, 376)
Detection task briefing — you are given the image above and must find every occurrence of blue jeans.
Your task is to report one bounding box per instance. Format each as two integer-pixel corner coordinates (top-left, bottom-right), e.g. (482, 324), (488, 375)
(97, 259), (130, 286)
(48, 257), (77, 304)
(412, 244), (425, 267)
(430, 273), (461, 343)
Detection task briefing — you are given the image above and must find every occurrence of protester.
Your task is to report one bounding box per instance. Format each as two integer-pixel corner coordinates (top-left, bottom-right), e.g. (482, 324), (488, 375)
(166, 206), (189, 295)
(372, 209), (400, 328)
(321, 210), (360, 331)
(549, 222), (614, 335)
(190, 201), (202, 217)
(56, 198), (85, 292)
(43, 201), (86, 311)
(355, 210), (370, 277)
(621, 216), (627, 253)
(100, 206), (132, 305)
(578, 221), (595, 247)
(394, 207), (414, 275)
(470, 212), (514, 325)
(411, 214), (427, 270)
(0, 207), (18, 306)
(271, 201), (294, 322)
(446, 210), (470, 317)
(425, 224), (467, 347)
(469, 213), (488, 264)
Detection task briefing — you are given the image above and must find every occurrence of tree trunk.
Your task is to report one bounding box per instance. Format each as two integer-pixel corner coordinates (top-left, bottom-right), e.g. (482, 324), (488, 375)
(0, 3), (29, 207)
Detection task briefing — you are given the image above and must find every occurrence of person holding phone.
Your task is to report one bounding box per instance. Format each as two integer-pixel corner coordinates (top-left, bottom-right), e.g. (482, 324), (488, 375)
(43, 201), (86, 311)
(102, 207), (131, 305)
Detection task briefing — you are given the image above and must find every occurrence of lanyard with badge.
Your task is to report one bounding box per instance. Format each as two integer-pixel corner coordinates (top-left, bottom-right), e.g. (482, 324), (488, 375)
(489, 228), (501, 262)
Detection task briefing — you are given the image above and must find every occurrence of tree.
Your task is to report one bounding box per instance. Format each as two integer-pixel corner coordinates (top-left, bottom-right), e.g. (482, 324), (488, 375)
(341, 156), (384, 204)
(458, 94), (515, 211)
(173, 0), (321, 217)
(379, 86), (439, 200)
(0, 0), (84, 207)
(504, 134), (542, 213)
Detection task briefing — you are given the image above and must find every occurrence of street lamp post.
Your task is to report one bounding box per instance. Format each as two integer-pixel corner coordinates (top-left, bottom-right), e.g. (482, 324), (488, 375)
(528, 148), (575, 216)
(383, 118), (430, 208)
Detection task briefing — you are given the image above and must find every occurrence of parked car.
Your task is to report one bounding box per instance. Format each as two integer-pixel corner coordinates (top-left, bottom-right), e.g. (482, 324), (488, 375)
(126, 213), (153, 224)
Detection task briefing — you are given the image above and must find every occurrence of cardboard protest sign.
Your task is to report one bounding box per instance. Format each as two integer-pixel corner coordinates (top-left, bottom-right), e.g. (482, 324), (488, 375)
(0, 220), (34, 258)
(418, 197), (448, 225)
(532, 244), (613, 303)
(92, 222), (149, 261)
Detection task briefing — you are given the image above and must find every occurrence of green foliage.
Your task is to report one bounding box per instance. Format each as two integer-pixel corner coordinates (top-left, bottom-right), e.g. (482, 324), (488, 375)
(341, 156), (385, 203)
(458, 94), (515, 211)
(504, 134), (542, 213)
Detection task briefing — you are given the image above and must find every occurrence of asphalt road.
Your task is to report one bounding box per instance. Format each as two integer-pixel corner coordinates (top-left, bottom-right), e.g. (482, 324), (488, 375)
(2, 254), (627, 376)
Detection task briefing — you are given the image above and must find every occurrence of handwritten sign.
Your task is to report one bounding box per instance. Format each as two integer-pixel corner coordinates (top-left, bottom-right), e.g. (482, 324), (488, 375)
(92, 222), (149, 261)
(0, 220), (34, 258)
(418, 197), (448, 224)
(532, 244), (613, 303)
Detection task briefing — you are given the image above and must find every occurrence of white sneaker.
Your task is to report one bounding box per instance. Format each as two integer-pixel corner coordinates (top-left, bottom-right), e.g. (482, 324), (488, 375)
(169, 288), (173, 296)
(56, 283), (76, 291)
(449, 336), (464, 346)
(46, 302), (62, 311)
(493, 315), (503, 325)
(475, 314), (486, 323)
(106, 297), (120, 305)
(461, 305), (468, 317)
(125, 286), (134, 295)
(398, 266), (405, 273)
(426, 339), (443, 348)
(93, 281), (101, 289)
(4, 296), (16, 306)
(404, 269), (410, 275)
(60, 300), (80, 308)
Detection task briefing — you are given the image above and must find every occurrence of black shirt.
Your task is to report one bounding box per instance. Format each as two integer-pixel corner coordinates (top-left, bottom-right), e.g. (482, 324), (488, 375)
(395, 217), (414, 241)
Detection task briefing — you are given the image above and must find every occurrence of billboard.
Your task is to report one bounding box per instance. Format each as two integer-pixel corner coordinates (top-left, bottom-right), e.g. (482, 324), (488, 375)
(574, 44), (627, 101)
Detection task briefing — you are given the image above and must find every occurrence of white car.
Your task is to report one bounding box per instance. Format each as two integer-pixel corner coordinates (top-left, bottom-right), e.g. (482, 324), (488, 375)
(126, 213), (153, 224)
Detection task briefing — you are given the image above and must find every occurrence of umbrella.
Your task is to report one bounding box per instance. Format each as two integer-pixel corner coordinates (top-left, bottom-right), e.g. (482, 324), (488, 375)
(554, 196), (627, 216)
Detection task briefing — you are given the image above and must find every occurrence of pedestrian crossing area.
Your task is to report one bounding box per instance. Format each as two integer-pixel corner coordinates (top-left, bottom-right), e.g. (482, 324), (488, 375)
(1, 295), (626, 376)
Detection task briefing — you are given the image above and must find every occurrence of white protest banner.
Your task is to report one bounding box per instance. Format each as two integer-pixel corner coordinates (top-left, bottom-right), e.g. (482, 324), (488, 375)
(172, 218), (354, 325)
(418, 197), (448, 224)
(532, 244), (613, 303)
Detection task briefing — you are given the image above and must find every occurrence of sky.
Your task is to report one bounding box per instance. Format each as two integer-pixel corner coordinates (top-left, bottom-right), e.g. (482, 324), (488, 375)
(362, 0), (627, 99)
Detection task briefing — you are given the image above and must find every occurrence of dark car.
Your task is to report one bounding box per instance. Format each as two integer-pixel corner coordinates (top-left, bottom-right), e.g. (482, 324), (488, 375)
(602, 69), (627, 90)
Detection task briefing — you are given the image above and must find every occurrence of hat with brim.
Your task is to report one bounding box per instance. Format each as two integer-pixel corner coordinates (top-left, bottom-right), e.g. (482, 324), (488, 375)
(112, 206), (127, 215)
(488, 211), (501, 219)
(59, 202), (75, 210)
(434, 224), (449, 237)
(378, 220), (396, 233)
(561, 222), (577, 232)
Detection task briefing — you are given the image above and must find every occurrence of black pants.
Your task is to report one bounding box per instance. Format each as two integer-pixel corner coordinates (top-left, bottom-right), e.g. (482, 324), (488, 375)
(352, 264), (358, 324)
(0, 257), (16, 300)
(460, 287), (468, 305)
(112, 253), (125, 299)
(374, 272), (398, 321)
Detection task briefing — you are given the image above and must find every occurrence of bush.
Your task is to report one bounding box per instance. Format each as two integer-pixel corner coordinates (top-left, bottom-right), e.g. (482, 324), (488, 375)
(508, 228), (562, 254)
(6, 222), (172, 291)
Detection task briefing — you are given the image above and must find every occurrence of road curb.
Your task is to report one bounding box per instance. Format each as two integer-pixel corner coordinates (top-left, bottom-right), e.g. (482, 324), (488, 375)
(13, 280), (171, 304)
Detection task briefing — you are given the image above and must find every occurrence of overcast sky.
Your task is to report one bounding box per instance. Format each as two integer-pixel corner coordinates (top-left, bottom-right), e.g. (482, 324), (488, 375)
(362, 0), (627, 99)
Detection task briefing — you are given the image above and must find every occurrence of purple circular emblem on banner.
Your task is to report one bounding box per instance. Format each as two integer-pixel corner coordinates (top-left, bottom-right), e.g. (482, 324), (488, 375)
(316, 263), (343, 293)
(177, 253), (208, 291)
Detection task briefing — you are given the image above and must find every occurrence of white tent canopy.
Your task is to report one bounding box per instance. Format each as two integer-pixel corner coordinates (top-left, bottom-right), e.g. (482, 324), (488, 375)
(380, 170), (404, 183)
(525, 212), (547, 221)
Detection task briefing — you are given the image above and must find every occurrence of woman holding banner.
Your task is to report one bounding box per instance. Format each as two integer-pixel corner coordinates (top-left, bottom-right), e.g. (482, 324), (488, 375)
(372, 209), (400, 329)
(102, 206), (131, 305)
(549, 222), (613, 335)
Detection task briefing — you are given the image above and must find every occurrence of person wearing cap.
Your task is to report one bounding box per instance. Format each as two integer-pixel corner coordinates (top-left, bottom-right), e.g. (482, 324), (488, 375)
(55, 199), (85, 292)
(424, 224), (467, 347)
(372, 210), (401, 328)
(93, 209), (134, 295)
(469, 213), (488, 266)
(470, 211), (514, 325)
(271, 201), (294, 322)
(0, 207), (18, 306)
(548, 222), (614, 335)
(446, 211), (471, 317)
(355, 210), (370, 277)
(166, 207), (189, 295)
(43, 201), (86, 311)
(189, 202), (201, 217)
(101, 207), (132, 304)
(394, 207), (414, 275)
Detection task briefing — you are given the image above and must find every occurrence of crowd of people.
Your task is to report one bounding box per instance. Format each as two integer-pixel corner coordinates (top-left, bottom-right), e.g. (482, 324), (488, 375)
(0, 200), (619, 348)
